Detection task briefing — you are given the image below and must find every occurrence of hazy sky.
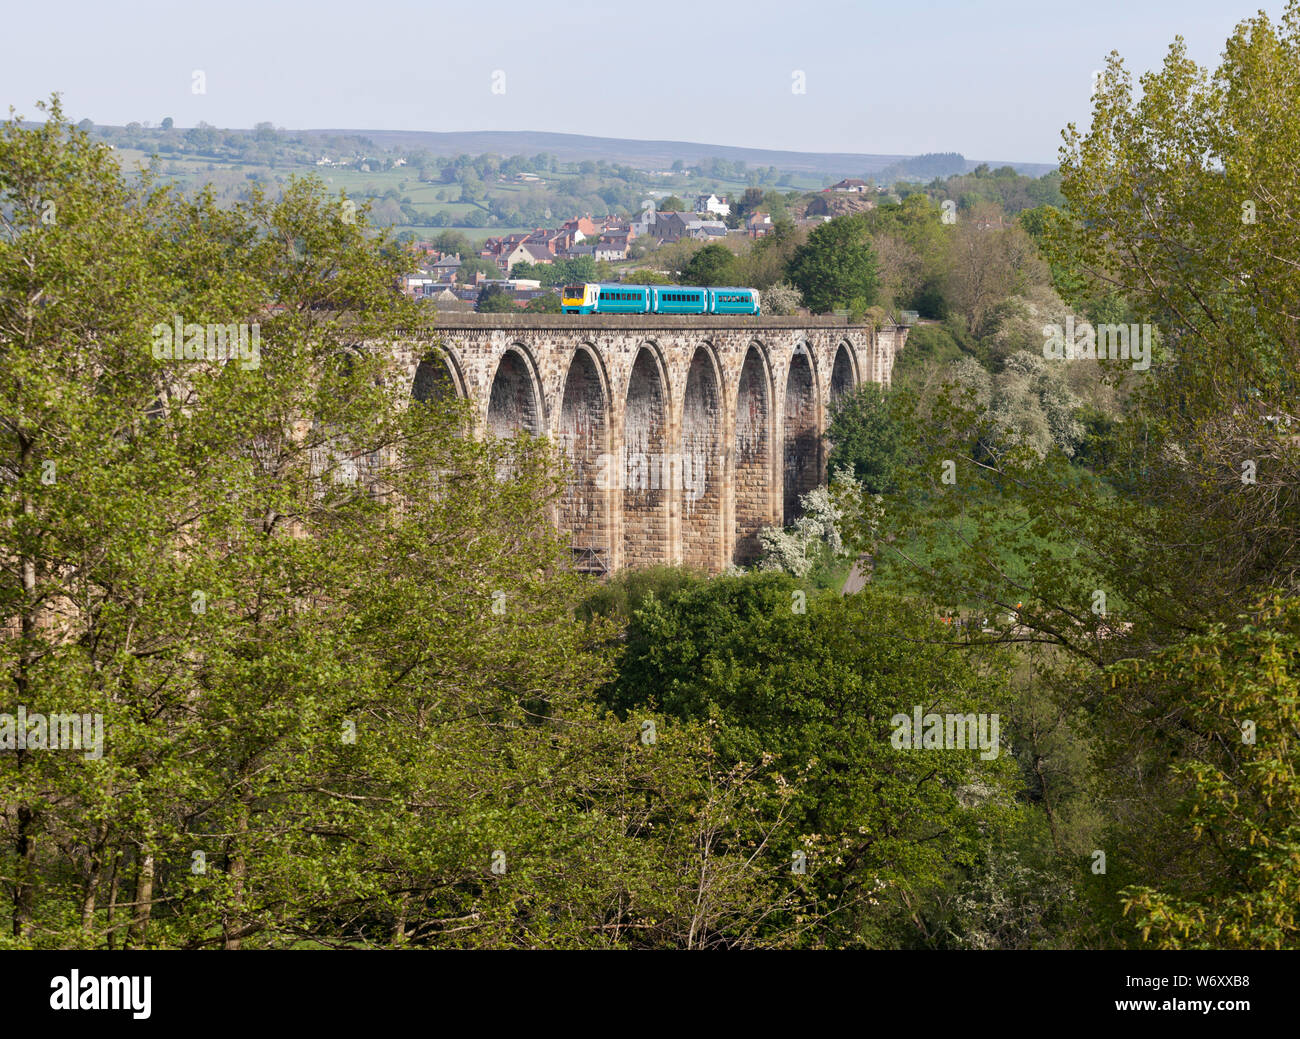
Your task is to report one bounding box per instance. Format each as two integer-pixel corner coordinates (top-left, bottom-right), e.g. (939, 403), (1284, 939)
(1, 0), (1286, 163)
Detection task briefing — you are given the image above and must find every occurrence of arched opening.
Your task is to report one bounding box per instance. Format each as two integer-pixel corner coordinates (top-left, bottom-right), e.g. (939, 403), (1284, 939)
(733, 345), (772, 564)
(783, 347), (819, 525)
(622, 347), (668, 568)
(680, 347), (723, 572)
(486, 347), (542, 437)
(831, 342), (856, 404)
(413, 354), (462, 403)
(558, 348), (610, 574)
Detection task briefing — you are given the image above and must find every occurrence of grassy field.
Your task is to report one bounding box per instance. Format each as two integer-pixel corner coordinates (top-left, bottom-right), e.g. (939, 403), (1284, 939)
(109, 144), (826, 243)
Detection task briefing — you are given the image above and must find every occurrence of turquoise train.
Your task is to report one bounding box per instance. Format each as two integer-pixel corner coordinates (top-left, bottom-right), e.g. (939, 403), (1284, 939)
(561, 283), (760, 315)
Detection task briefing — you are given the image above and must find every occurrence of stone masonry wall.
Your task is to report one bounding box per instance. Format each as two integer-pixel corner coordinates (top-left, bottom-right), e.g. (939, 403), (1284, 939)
(386, 314), (906, 573)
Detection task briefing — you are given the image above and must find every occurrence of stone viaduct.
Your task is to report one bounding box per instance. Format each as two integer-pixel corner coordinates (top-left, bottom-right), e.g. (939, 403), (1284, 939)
(392, 314), (908, 574)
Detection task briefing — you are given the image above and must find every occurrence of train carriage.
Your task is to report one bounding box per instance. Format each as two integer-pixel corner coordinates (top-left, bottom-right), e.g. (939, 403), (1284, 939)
(562, 282), (760, 316)
(561, 283), (598, 313)
(709, 287), (761, 315)
(561, 284), (651, 314)
(653, 286), (708, 314)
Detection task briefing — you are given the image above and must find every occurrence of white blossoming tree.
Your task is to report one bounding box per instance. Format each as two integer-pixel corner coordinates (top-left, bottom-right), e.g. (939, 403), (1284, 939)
(756, 468), (878, 577)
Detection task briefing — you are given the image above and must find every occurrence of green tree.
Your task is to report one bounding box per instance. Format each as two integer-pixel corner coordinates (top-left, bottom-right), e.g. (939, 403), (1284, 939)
(524, 291), (561, 312)
(786, 214), (880, 313)
(475, 283), (515, 312)
(431, 230), (472, 256)
(681, 243), (736, 286)
(1, 99), (833, 950)
(1115, 595), (1300, 949)
(826, 384), (907, 493)
(457, 256), (500, 281)
(604, 574), (1019, 947)
(536, 256), (596, 287)
(733, 187), (765, 219)
(846, 3), (1300, 948)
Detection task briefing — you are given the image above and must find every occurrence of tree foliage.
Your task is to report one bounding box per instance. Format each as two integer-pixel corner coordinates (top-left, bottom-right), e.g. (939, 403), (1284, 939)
(786, 215), (880, 313)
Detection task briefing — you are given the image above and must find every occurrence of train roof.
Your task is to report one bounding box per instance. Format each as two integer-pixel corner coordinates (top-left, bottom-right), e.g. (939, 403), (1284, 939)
(587, 282), (756, 291)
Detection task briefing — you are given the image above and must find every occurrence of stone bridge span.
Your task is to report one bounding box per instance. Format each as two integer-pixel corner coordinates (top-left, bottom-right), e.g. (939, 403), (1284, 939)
(394, 314), (907, 574)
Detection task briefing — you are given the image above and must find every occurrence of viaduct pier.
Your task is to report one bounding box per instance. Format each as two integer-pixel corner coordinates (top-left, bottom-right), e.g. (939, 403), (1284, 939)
(392, 313), (908, 574)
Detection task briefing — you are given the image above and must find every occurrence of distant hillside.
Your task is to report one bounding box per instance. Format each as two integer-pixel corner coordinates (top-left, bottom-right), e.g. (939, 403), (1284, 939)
(302, 128), (1056, 180)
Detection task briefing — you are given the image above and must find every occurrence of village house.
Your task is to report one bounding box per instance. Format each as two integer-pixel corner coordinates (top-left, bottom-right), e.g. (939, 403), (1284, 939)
(518, 242), (556, 266)
(549, 227), (582, 254)
(594, 239), (627, 262)
(746, 211), (773, 238)
(685, 218), (727, 241)
(563, 215), (599, 238)
(694, 193), (730, 217)
(480, 232), (531, 263)
(649, 211), (691, 243)
(402, 275), (435, 298)
(600, 217), (634, 240)
(428, 252), (462, 283)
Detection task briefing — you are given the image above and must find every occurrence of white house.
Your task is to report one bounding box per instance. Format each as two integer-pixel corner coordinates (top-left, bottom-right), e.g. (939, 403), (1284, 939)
(694, 193), (730, 217)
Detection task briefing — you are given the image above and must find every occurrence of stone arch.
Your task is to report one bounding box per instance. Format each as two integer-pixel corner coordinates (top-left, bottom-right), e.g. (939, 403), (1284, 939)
(830, 341), (857, 405)
(486, 345), (543, 437)
(622, 345), (670, 569)
(679, 344), (724, 572)
(412, 348), (466, 403)
(783, 344), (820, 525)
(733, 343), (773, 564)
(558, 345), (611, 573)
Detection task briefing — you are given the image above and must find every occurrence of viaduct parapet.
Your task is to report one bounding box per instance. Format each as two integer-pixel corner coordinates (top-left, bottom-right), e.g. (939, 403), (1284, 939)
(391, 313), (908, 574)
